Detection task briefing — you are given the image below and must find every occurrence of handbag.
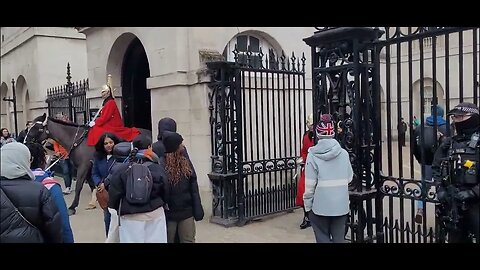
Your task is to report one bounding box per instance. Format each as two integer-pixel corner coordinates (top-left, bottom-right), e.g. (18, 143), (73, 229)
(97, 159), (120, 210)
(97, 183), (109, 210)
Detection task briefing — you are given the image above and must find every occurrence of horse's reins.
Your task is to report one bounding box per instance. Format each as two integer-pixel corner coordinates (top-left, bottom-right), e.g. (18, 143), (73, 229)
(40, 119), (89, 171)
(44, 125), (82, 172)
(41, 104), (105, 171)
(23, 126), (33, 144)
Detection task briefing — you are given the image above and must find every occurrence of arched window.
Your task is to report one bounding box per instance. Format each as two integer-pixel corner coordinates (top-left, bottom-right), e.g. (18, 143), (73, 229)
(223, 34), (278, 68)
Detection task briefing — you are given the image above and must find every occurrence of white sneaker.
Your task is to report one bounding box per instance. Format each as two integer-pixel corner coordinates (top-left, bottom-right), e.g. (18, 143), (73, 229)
(63, 187), (72, 195)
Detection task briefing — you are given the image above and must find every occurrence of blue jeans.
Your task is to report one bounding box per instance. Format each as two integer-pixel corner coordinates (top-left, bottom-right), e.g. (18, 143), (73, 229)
(416, 165), (433, 210)
(104, 208), (111, 237)
(59, 159), (74, 188)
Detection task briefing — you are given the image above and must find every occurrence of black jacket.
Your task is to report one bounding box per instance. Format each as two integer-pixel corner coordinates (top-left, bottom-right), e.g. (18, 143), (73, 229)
(412, 123), (448, 165)
(152, 117), (191, 162)
(16, 128), (28, 144)
(165, 157), (204, 222)
(152, 118), (177, 158)
(0, 175), (63, 243)
(432, 127), (480, 198)
(108, 157), (170, 216)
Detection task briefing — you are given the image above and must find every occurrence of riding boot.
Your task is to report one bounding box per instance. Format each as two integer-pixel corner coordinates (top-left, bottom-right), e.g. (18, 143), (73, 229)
(300, 209), (311, 229)
(86, 189), (97, 210)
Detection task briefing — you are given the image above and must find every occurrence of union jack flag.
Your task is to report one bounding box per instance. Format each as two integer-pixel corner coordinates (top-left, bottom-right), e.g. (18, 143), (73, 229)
(317, 122), (334, 136)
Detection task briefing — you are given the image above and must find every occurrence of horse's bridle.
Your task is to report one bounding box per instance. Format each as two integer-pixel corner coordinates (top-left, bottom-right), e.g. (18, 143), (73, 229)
(33, 119), (88, 156)
(26, 120), (49, 143)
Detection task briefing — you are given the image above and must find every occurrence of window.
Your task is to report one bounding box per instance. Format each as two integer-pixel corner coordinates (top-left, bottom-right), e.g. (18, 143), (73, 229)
(223, 34), (278, 69)
(415, 34), (443, 50)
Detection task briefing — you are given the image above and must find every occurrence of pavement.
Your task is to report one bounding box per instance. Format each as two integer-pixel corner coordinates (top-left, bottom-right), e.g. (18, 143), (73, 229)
(63, 183), (315, 243)
(61, 141), (437, 243)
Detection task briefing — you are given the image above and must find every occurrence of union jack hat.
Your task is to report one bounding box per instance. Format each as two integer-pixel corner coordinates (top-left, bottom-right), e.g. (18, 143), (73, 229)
(316, 114), (335, 138)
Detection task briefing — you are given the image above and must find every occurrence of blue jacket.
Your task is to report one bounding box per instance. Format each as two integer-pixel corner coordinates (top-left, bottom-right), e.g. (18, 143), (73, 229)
(92, 156), (116, 187)
(426, 115), (447, 126)
(32, 169), (74, 243)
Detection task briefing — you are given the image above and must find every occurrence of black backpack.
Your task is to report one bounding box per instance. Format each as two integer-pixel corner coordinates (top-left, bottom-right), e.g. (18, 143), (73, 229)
(125, 160), (153, 205)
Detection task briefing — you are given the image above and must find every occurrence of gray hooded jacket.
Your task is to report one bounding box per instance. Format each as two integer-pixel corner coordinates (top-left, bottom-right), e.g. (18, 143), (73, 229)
(303, 138), (353, 216)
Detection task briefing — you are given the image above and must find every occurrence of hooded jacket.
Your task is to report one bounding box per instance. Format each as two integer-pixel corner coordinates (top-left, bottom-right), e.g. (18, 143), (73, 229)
(412, 115), (448, 165)
(108, 150), (170, 216)
(0, 175), (63, 243)
(152, 118), (177, 158)
(304, 138), (353, 216)
(1, 142), (63, 243)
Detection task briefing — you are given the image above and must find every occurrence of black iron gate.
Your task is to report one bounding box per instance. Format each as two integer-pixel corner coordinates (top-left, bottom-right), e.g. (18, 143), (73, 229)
(207, 48), (308, 226)
(305, 27), (479, 243)
(46, 63), (88, 124)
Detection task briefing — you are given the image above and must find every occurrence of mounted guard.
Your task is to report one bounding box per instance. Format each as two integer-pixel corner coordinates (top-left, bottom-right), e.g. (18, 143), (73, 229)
(87, 75), (140, 146)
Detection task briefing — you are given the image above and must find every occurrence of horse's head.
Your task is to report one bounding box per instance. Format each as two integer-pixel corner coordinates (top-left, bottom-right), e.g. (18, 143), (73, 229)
(26, 113), (49, 143)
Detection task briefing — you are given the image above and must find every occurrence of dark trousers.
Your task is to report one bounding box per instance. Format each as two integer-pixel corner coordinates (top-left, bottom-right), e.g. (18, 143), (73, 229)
(104, 208), (111, 237)
(167, 217), (196, 243)
(398, 133), (406, 146)
(309, 212), (347, 243)
(448, 202), (479, 243)
(59, 159), (74, 188)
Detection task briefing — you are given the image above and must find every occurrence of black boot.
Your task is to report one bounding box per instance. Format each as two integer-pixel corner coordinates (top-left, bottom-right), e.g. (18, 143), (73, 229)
(300, 211), (311, 229)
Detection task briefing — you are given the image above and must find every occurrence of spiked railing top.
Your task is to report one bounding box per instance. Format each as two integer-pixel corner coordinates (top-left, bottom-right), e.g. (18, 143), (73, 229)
(231, 44), (306, 73)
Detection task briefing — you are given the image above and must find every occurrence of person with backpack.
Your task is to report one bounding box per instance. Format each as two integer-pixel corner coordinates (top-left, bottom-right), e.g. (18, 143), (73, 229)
(412, 105), (448, 224)
(304, 114), (354, 243)
(108, 134), (170, 243)
(26, 142), (74, 243)
(102, 141), (136, 243)
(0, 142), (63, 243)
(163, 131), (204, 243)
(92, 133), (122, 237)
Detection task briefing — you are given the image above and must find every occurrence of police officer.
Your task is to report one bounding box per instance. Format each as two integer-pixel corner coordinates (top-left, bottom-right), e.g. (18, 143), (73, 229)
(432, 102), (480, 243)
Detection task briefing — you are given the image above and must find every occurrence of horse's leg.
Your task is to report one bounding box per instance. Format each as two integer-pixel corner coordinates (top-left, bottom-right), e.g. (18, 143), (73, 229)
(86, 167), (95, 191)
(84, 166), (98, 208)
(68, 162), (91, 215)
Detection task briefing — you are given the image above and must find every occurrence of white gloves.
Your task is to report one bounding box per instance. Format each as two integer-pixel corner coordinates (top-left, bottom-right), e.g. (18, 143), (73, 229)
(88, 121), (96, 127)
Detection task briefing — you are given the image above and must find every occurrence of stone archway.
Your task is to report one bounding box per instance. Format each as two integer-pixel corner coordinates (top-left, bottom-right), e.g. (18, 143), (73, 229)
(15, 75), (28, 129)
(24, 90), (31, 123)
(1, 82), (10, 130)
(412, 78), (445, 120)
(106, 33), (152, 130)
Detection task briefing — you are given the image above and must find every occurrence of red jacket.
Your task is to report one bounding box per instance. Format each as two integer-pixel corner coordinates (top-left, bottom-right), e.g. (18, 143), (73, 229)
(296, 131), (315, 206)
(87, 98), (140, 146)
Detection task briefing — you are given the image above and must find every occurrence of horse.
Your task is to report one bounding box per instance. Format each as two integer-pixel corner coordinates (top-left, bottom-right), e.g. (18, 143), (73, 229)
(26, 113), (152, 215)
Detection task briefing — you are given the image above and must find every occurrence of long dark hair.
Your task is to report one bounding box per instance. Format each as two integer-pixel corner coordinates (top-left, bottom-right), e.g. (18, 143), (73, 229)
(1, 128), (10, 139)
(165, 146), (192, 186)
(25, 142), (47, 170)
(94, 133), (121, 158)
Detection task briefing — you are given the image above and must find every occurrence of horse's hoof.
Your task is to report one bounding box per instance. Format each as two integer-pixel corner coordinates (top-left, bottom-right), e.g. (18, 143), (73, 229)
(68, 209), (76, 216)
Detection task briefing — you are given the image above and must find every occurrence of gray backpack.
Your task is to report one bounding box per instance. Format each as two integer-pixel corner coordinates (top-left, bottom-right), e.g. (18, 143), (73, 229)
(125, 161), (153, 205)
